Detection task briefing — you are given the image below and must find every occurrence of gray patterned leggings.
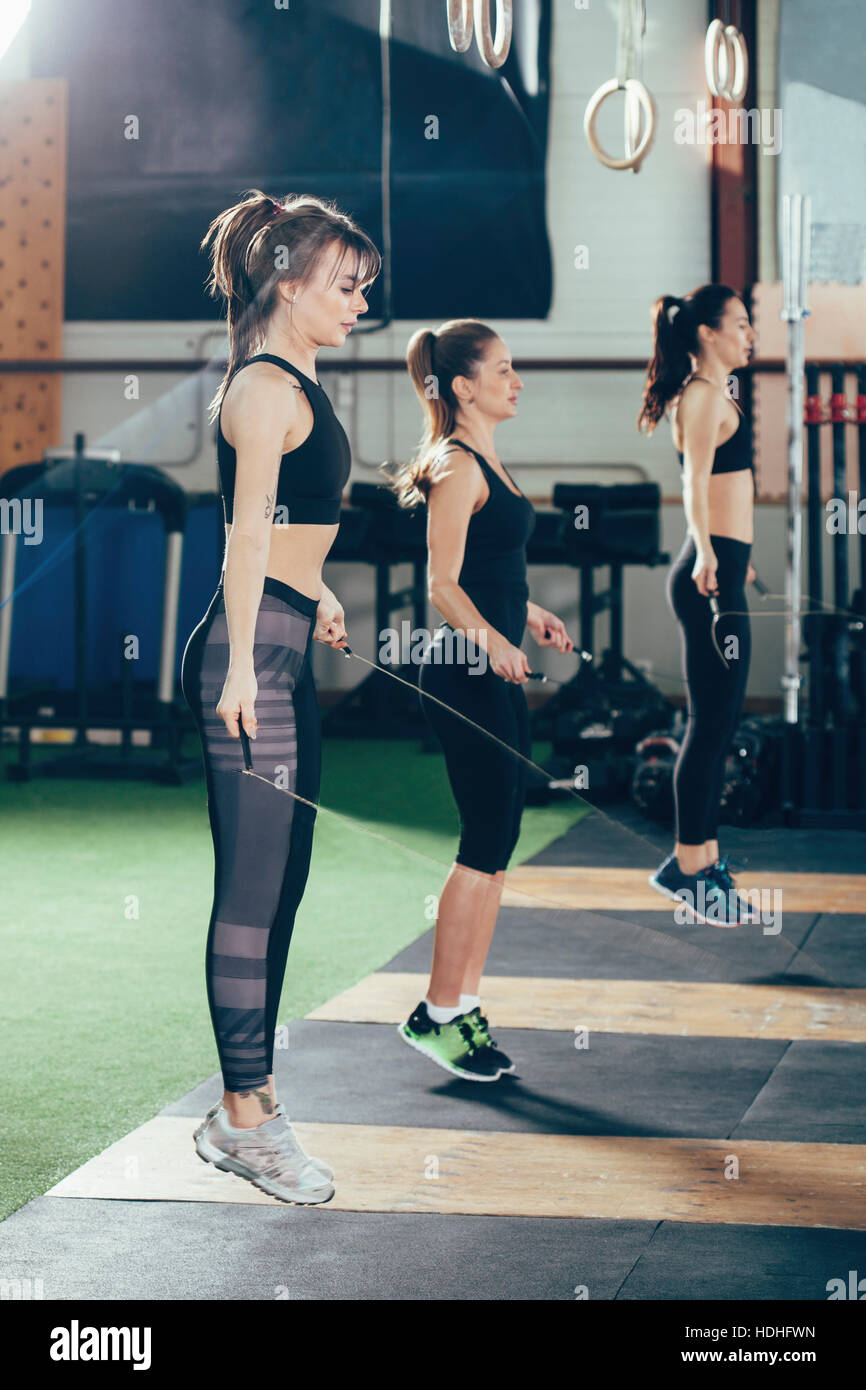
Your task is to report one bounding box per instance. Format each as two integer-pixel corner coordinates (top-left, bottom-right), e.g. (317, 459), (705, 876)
(181, 575), (320, 1093)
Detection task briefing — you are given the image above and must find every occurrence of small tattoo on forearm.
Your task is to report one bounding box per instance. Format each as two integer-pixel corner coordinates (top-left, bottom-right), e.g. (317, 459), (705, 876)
(265, 489), (275, 520)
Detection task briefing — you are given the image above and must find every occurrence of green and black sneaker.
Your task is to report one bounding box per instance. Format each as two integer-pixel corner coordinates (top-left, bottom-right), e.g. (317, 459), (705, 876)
(398, 1002), (503, 1082)
(463, 1006), (516, 1075)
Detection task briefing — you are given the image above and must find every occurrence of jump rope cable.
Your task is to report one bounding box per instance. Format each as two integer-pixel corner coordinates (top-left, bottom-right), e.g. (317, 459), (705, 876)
(236, 636), (842, 991)
(238, 762), (743, 983)
(708, 589), (866, 670)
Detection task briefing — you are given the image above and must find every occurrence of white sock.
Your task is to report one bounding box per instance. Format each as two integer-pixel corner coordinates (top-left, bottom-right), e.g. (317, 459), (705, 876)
(218, 1107), (270, 1136)
(425, 998), (463, 1024)
(219, 1110), (248, 1136)
(460, 994), (481, 1013)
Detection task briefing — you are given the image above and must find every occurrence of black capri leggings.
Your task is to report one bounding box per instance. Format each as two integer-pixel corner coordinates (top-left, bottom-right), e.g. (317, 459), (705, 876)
(180, 575), (320, 1093)
(419, 586), (531, 875)
(667, 532), (751, 846)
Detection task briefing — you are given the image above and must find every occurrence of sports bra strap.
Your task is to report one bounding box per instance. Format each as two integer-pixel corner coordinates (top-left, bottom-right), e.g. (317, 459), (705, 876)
(681, 373), (745, 418)
(246, 353), (321, 387)
(443, 437), (494, 470)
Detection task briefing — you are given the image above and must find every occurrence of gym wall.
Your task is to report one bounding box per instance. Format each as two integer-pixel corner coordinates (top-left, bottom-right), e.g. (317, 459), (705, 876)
(4, 0), (863, 706)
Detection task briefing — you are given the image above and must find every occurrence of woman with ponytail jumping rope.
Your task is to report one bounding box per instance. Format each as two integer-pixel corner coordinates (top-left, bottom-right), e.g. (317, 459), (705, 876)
(390, 320), (573, 1080)
(638, 285), (758, 926)
(181, 191), (380, 1202)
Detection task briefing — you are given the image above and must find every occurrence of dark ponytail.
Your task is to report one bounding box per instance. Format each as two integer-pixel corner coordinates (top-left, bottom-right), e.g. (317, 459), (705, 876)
(637, 284), (738, 434)
(201, 188), (381, 424)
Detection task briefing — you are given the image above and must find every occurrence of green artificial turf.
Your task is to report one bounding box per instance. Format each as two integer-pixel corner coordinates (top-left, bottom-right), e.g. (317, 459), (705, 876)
(0, 735), (588, 1221)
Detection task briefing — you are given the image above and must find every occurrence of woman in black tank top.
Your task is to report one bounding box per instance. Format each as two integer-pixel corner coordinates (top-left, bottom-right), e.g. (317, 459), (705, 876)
(638, 284), (760, 926)
(389, 319), (573, 1082)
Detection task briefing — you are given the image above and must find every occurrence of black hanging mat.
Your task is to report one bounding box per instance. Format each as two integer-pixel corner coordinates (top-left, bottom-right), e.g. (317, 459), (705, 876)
(29, 0), (553, 322)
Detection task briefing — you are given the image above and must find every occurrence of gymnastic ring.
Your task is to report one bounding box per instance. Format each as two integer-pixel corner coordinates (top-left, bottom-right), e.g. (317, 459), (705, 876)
(723, 25), (749, 104)
(704, 19), (726, 98)
(624, 83), (644, 161)
(584, 78), (655, 172)
(473, 0), (513, 69)
(705, 20), (749, 104)
(446, 0), (473, 53)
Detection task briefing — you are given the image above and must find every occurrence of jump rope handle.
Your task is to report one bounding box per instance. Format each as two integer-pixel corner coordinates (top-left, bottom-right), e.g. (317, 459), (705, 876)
(238, 725), (253, 772)
(528, 649), (593, 680)
(708, 571), (768, 615)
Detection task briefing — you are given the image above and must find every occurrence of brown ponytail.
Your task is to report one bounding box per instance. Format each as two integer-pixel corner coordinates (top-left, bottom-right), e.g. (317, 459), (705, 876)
(201, 189), (381, 424)
(387, 318), (499, 508)
(637, 283), (738, 434)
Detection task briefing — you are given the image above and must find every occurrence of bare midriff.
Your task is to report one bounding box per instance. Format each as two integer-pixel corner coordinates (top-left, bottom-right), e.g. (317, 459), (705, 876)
(671, 407), (754, 546)
(700, 470), (754, 546)
(222, 521), (338, 603)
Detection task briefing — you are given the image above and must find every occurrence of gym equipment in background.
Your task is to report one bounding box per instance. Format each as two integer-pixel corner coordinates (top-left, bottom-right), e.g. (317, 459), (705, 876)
(0, 435), (198, 784)
(528, 481), (671, 799)
(803, 363), (866, 730)
(631, 717), (781, 830)
(704, 15), (749, 105)
(631, 728), (680, 825)
(584, 0), (655, 174)
(780, 193), (811, 736)
(446, 0), (513, 69)
(322, 481), (429, 738)
(853, 362), (866, 711)
(780, 195), (866, 827)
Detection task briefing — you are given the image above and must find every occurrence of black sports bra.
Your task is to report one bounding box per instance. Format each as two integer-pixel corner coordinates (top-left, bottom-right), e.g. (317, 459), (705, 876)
(675, 377), (752, 477)
(217, 353), (351, 525)
(440, 437), (536, 588)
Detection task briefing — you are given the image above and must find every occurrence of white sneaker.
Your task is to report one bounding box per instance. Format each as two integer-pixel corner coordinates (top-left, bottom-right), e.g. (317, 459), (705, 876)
(200, 1101), (334, 1181)
(194, 1108), (334, 1205)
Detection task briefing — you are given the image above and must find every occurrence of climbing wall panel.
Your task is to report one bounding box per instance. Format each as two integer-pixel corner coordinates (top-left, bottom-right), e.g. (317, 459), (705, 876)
(0, 78), (67, 477)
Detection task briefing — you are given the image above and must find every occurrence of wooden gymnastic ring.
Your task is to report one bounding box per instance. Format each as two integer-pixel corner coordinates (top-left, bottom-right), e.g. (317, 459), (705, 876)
(447, 0), (474, 53)
(584, 78), (655, 171)
(473, 0), (513, 69)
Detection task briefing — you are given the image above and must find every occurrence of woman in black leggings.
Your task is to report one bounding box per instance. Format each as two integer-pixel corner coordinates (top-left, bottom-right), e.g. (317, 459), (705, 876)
(181, 191), (379, 1203)
(391, 319), (573, 1080)
(638, 284), (758, 926)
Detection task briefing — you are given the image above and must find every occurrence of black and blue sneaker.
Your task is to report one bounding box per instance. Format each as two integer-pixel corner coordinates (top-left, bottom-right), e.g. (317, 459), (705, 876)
(709, 854), (758, 922)
(649, 852), (742, 927)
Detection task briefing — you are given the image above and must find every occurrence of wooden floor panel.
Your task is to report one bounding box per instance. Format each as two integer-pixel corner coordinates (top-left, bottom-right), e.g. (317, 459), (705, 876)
(45, 1117), (866, 1229)
(501, 866), (866, 914)
(306, 972), (866, 1041)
